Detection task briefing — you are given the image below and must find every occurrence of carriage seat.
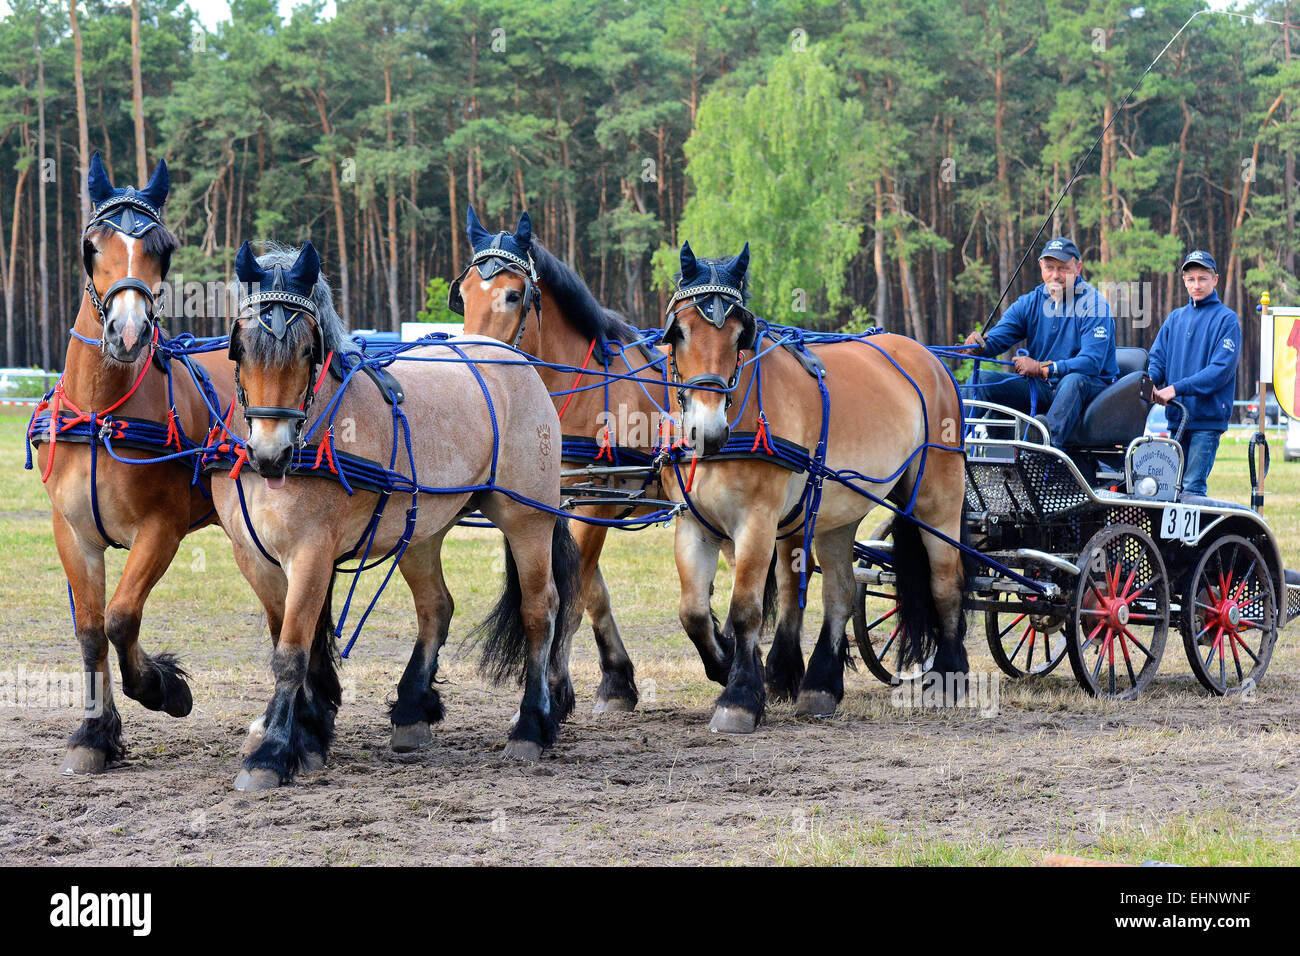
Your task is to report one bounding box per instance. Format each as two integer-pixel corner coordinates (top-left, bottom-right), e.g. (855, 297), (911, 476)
(1064, 347), (1149, 448)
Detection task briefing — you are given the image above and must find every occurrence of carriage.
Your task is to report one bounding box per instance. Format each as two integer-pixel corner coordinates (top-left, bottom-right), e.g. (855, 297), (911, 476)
(850, 346), (1299, 700)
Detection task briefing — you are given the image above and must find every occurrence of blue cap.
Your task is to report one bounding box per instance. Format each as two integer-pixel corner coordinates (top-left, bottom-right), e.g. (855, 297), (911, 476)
(1040, 237), (1080, 262)
(1181, 250), (1217, 273)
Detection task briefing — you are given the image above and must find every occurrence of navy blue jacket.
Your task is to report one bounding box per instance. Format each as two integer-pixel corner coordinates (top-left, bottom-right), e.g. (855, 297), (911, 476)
(1148, 291), (1240, 432)
(976, 277), (1119, 383)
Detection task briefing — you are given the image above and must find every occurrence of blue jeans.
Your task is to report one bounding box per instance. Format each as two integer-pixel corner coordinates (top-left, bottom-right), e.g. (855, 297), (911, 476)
(975, 371), (1107, 448)
(1179, 429), (1222, 498)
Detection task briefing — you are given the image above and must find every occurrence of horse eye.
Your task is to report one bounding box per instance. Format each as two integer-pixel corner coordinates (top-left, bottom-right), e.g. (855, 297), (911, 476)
(506, 290), (521, 303)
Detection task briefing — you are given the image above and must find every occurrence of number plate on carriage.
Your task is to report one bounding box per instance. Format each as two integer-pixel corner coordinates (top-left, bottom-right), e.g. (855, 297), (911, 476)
(1159, 505), (1199, 543)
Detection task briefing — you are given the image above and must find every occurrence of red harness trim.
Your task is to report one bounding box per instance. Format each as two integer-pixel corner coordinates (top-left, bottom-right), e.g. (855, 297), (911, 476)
(751, 412), (774, 454)
(39, 326), (160, 483)
(312, 425), (338, 474)
(557, 337), (599, 422)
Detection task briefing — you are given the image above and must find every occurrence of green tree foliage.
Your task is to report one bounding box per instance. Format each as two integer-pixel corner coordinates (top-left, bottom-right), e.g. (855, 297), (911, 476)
(654, 47), (869, 325)
(0, 0), (1295, 402)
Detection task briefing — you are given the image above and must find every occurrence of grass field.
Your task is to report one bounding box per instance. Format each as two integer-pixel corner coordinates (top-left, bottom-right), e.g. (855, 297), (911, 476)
(2, 407), (1298, 866)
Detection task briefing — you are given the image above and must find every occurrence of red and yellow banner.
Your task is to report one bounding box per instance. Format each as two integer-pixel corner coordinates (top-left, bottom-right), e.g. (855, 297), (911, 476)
(1276, 308), (1300, 420)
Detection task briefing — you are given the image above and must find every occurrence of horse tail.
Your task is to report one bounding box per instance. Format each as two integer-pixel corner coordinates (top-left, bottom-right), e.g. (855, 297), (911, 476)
(547, 518), (583, 676)
(476, 518), (582, 686)
(309, 571), (342, 712)
(761, 552), (779, 635)
(891, 515), (945, 669)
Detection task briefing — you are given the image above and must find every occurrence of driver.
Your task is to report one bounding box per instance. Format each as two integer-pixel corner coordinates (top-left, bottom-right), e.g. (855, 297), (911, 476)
(961, 237), (1118, 448)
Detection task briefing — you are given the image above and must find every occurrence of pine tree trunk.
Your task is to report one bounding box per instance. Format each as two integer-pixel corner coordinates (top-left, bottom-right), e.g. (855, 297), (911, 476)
(131, 0), (147, 183)
(70, 0), (91, 226)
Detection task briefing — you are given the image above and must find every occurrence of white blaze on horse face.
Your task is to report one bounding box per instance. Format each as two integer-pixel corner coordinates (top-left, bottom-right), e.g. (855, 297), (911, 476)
(106, 234), (151, 353)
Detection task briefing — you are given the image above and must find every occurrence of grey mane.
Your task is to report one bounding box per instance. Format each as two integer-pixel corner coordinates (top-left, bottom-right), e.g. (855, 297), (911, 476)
(231, 241), (353, 366)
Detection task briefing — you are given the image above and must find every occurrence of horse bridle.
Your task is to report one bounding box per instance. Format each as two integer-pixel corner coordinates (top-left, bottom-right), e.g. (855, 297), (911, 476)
(663, 275), (757, 412)
(229, 274), (325, 447)
(82, 190), (167, 342)
(446, 237), (542, 348)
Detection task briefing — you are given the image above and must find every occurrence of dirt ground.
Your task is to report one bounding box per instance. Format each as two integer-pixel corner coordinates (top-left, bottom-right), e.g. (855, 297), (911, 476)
(3, 416), (1298, 866)
(3, 630), (1298, 866)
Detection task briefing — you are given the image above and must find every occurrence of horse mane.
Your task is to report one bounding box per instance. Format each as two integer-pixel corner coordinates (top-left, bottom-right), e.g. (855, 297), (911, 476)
(232, 241), (352, 366)
(530, 240), (640, 344)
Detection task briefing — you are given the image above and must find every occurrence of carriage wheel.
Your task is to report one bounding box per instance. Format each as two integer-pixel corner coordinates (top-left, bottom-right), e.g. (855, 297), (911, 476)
(985, 589), (1067, 679)
(1180, 535), (1278, 696)
(1066, 524), (1169, 700)
(851, 581), (934, 685)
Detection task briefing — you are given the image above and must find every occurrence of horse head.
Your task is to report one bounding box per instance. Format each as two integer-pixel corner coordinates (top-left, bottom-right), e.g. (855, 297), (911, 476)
(82, 151), (175, 363)
(228, 240), (327, 484)
(450, 204), (540, 347)
(664, 240), (754, 456)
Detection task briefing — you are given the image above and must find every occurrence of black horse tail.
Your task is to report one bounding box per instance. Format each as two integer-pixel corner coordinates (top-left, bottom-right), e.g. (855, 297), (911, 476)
(476, 518), (583, 686)
(891, 515), (945, 670)
(761, 552), (779, 635)
(892, 501), (971, 671)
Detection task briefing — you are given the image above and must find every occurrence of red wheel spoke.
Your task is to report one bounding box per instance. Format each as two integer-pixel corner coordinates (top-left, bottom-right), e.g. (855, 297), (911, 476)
(1227, 630), (1244, 683)
(1125, 574), (1165, 604)
(1228, 629), (1261, 666)
(1092, 631), (1111, 683)
(1119, 566), (1138, 601)
(1119, 627), (1155, 661)
(1117, 630), (1137, 687)
(1082, 618), (1106, 650)
(998, 612), (1029, 640)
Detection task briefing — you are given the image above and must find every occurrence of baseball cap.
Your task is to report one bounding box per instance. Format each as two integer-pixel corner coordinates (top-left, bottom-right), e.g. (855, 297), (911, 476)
(1181, 250), (1217, 273)
(1040, 237), (1080, 262)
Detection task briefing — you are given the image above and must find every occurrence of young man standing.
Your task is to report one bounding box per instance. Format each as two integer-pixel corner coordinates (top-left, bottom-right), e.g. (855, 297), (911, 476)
(1147, 250), (1242, 498)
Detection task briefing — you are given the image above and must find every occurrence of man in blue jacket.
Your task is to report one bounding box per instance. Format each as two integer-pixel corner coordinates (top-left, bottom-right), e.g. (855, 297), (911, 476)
(962, 237), (1119, 449)
(1148, 250), (1241, 498)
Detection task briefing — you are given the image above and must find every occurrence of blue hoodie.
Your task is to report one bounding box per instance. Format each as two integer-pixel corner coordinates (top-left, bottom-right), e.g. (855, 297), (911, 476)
(1148, 290), (1240, 432)
(976, 276), (1119, 383)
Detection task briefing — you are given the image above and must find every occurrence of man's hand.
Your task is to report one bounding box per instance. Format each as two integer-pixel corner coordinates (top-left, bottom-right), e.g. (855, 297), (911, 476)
(1152, 384), (1176, 406)
(958, 329), (986, 351)
(1014, 355), (1048, 379)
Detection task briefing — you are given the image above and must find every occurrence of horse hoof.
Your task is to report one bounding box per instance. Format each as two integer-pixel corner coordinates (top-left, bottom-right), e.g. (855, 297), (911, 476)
(233, 768), (282, 792)
(301, 751), (326, 773)
(592, 696), (636, 714)
(163, 681), (193, 718)
(391, 722), (432, 753)
(794, 690), (839, 718)
(61, 747), (107, 776)
(503, 739), (543, 762)
(709, 706), (758, 734)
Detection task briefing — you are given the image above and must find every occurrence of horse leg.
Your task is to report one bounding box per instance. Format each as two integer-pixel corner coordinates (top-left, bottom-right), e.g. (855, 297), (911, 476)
(227, 546), (287, 757)
(103, 520), (192, 719)
(795, 524), (859, 717)
(709, 520), (778, 734)
(235, 548), (339, 790)
(580, 527), (638, 714)
(764, 536), (806, 701)
(390, 534), (452, 752)
(674, 517), (733, 685)
(502, 517), (564, 761)
(919, 513), (969, 703)
(52, 512), (119, 774)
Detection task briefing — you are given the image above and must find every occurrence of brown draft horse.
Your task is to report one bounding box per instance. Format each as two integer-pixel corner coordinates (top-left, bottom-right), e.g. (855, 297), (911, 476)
(660, 241), (969, 732)
(452, 206), (773, 709)
(30, 153), (236, 774)
(211, 241), (580, 789)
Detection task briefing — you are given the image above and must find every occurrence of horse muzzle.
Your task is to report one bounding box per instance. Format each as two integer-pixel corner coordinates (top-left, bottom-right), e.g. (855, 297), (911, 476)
(102, 312), (153, 364)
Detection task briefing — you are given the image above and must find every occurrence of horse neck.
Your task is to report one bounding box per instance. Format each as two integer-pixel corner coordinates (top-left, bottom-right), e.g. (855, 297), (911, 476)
(59, 292), (156, 412)
(522, 285), (597, 395)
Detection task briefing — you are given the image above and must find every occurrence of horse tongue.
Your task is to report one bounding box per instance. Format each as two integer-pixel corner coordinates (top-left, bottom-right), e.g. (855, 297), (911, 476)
(265, 475), (287, 490)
